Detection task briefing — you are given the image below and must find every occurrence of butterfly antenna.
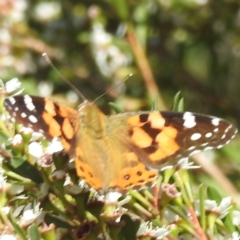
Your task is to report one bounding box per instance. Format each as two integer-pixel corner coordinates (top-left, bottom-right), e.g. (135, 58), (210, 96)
(93, 73), (133, 103)
(42, 53), (86, 102)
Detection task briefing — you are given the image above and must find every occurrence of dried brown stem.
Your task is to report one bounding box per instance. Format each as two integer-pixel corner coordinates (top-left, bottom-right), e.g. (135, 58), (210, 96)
(127, 24), (166, 110)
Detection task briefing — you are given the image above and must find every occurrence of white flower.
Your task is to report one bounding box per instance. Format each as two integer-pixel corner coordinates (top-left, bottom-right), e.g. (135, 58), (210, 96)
(91, 23), (112, 46)
(8, 184), (24, 195)
(64, 185), (84, 195)
(137, 222), (170, 239)
(217, 197), (232, 218)
(91, 23), (131, 77)
(105, 192), (123, 202)
(232, 231), (240, 240)
(5, 78), (21, 93)
(1, 206), (10, 214)
(161, 158), (200, 171)
(0, 235), (17, 240)
(195, 197), (232, 219)
(0, 28), (11, 44)
(19, 203), (44, 227)
(203, 199), (217, 211)
(178, 158), (201, 169)
(38, 81), (53, 97)
(34, 2), (61, 21)
(9, 0), (28, 22)
(30, 132), (44, 142)
(164, 209), (180, 223)
(10, 134), (23, 146)
(45, 138), (63, 154)
(28, 142), (44, 158)
(0, 175), (6, 190)
(232, 210), (240, 226)
(20, 127), (34, 135)
(152, 226), (170, 239)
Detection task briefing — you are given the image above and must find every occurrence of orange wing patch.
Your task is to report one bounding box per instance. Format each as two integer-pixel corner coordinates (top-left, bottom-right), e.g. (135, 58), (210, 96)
(44, 99), (57, 115)
(150, 126), (179, 161)
(62, 118), (74, 139)
(42, 99), (79, 153)
(127, 112), (180, 166)
(148, 111), (166, 128)
(110, 161), (158, 190)
(74, 147), (102, 190)
(130, 127), (153, 148)
(42, 112), (62, 137)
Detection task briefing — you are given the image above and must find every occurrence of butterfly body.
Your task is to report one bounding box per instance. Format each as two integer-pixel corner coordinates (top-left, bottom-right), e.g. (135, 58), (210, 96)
(4, 95), (237, 193)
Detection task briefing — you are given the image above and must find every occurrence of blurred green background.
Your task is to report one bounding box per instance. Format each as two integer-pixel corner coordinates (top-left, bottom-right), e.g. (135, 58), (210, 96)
(1, 0), (240, 198)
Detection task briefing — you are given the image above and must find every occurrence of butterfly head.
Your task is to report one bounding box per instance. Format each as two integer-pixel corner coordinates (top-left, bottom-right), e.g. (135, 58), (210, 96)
(77, 100), (105, 129)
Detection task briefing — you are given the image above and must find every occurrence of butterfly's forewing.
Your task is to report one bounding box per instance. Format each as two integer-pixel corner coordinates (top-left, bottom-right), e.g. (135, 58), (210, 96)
(115, 111), (237, 168)
(4, 95), (79, 153)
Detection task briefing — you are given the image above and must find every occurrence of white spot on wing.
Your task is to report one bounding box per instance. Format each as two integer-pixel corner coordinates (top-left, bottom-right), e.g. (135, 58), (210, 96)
(221, 134), (226, 139)
(205, 132), (212, 138)
(214, 128), (219, 132)
(8, 97), (16, 105)
(224, 126), (231, 133)
(21, 112), (27, 118)
(29, 115), (38, 123)
(188, 146), (195, 151)
(183, 112), (196, 128)
(190, 150), (201, 155)
(204, 146), (213, 151)
(14, 107), (19, 111)
(190, 133), (201, 141)
(24, 95), (35, 111)
(212, 118), (220, 126)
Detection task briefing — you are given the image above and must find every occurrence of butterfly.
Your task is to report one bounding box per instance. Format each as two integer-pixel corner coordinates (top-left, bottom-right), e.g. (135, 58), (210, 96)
(3, 95), (237, 193)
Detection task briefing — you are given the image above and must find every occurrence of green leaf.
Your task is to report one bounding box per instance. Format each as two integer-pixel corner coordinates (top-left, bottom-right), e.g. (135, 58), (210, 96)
(10, 156), (43, 184)
(28, 224), (42, 240)
(151, 99), (158, 111)
(109, 102), (124, 113)
(44, 214), (72, 229)
(172, 91), (184, 111)
(207, 186), (222, 204)
(112, 0), (129, 20)
(0, 131), (9, 144)
(120, 214), (140, 239)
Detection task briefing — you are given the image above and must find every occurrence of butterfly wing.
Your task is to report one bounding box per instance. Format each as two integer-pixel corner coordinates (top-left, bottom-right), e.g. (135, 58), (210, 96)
(4, 95), (79, 153)
(108, 111), (237, 169)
